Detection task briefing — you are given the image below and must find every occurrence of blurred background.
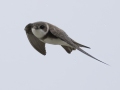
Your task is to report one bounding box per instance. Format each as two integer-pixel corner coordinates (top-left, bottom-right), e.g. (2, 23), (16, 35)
(0, 0), (120, 90)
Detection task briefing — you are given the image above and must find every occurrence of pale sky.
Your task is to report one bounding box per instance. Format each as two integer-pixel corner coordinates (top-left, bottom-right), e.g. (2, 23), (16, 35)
(0, 0), (120, 90)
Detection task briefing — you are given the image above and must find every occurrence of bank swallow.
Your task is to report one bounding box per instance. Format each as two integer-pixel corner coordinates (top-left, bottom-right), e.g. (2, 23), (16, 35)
(24, 21), (108, 65)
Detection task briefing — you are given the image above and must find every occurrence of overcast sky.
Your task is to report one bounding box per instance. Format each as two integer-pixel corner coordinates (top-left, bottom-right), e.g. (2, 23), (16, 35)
(0, 0), (120, 90)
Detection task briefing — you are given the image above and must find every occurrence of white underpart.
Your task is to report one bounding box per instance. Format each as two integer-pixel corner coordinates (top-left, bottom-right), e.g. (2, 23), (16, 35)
(32, 28), (47, 38)
(42, 38), (72, 47)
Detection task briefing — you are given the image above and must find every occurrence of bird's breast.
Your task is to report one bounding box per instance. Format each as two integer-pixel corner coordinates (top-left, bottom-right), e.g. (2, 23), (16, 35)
(32, 28), (47, 38)
(41, 38), (69, 46)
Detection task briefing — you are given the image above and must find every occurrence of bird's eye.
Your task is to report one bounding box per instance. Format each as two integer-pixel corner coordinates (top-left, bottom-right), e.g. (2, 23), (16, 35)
(40, 25), (45, 29)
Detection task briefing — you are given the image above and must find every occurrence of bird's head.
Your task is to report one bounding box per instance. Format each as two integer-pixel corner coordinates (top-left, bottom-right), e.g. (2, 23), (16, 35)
(31, 22), (49, 38)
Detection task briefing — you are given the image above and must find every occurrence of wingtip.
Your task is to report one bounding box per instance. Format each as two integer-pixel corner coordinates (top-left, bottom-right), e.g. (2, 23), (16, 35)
(82, 46), (91, 49)
(104, 63), (110, 66)
(85, 46), (91, 49)
(77, 47), (109, 66)
(88, 47), (91, 49)
(95, 58), (110, 66)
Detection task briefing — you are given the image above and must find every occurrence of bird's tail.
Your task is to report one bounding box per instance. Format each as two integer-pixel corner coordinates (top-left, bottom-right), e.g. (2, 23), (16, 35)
(71, 39), (90, 49)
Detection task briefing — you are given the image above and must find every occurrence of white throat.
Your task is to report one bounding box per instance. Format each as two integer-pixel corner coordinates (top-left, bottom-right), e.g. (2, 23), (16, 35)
(32, 28), (47, 38)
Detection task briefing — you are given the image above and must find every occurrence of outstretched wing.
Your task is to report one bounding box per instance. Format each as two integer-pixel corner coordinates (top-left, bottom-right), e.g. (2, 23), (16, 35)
(49, 24), (109, 65)
(26, 33), (46, 55)
(25, 23), (46, 55)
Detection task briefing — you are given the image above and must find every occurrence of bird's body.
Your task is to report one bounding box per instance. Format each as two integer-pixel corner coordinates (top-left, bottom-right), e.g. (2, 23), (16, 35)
(31, 24), (72, 47)
(42, 38), (70, 46)
(24, 21), (108, 65)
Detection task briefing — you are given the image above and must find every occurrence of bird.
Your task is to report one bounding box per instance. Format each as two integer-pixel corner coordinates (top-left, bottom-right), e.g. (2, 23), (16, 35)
(24, 21), (109, 65)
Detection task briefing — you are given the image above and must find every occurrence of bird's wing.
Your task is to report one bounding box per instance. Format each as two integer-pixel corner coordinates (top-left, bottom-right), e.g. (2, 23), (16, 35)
(26, 33), (46, 55)
(49, 25), (109, 65)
